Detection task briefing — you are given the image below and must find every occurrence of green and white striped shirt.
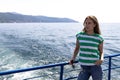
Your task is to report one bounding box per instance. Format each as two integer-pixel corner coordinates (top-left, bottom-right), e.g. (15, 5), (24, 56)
(76, 32), (104, 66)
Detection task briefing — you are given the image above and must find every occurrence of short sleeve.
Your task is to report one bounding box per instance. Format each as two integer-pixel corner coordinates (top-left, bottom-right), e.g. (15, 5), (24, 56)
(99, 35), (104, 44)
(76, 33), (79, 39)
(76, 32), (81, 40)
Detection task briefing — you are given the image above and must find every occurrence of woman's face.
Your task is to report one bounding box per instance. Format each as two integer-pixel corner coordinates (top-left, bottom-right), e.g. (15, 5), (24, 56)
(84, 18), (96, 32)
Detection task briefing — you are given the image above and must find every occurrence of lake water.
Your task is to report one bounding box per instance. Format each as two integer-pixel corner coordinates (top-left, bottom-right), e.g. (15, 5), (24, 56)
(0, 23), (120, 80)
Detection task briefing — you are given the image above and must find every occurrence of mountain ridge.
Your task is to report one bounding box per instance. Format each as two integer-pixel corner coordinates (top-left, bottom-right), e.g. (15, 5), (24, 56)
(0, 12), (79, 23)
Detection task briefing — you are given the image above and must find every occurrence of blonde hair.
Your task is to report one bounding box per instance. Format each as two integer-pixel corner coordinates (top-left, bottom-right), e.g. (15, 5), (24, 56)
(83, 15), (101, 34)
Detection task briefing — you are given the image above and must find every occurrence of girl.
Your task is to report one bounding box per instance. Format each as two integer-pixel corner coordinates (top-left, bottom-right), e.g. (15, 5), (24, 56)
(70, 16), (104, 80)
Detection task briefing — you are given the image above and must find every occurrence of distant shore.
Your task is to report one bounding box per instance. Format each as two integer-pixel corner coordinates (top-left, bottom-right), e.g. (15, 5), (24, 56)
(0, 12), (79, 23)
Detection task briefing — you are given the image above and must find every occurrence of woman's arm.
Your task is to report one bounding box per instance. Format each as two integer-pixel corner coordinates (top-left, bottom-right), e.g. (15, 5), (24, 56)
(95, 42), (104, 65)
(69, 39), (80, 65)
(99, 42), (104, 60)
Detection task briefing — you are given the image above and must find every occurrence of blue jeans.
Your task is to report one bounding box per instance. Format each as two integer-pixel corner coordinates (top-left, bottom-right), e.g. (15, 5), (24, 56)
(77, 65), (103, 80)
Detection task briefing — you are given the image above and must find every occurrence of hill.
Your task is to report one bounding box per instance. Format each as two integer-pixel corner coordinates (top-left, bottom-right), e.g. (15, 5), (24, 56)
(0, 12), (78, 23)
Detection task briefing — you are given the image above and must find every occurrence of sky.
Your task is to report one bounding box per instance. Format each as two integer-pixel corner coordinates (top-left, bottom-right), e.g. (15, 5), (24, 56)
(0, 0), (120, 23)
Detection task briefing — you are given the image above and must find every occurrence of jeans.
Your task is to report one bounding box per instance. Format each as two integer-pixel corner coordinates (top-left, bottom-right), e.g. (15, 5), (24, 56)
(77, 65), (103, 80)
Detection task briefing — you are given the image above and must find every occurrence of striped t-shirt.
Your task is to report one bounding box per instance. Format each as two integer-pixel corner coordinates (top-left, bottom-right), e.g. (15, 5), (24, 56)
(76, 32), (104, 66)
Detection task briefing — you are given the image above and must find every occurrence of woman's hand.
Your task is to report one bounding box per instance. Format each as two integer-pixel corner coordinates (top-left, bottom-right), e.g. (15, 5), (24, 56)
(69, 59), (75, 68)
(95, 60), (103, 65)
(69, 59), (74, 65)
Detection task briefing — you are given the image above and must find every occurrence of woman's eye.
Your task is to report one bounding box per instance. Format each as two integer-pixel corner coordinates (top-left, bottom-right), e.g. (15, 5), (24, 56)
(86, 22), (91, 25)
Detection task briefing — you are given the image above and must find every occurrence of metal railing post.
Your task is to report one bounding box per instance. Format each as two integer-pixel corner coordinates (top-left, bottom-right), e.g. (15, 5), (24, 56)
(60, 65), (64, 80)
(108, 57), (112, 80)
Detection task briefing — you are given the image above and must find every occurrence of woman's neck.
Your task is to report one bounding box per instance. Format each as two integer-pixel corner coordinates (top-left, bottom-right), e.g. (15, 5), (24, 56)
(86, 31), (94, 35)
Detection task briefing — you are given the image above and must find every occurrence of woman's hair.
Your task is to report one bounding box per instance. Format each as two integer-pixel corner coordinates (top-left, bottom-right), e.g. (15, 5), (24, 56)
(83, 15), (101, 34)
